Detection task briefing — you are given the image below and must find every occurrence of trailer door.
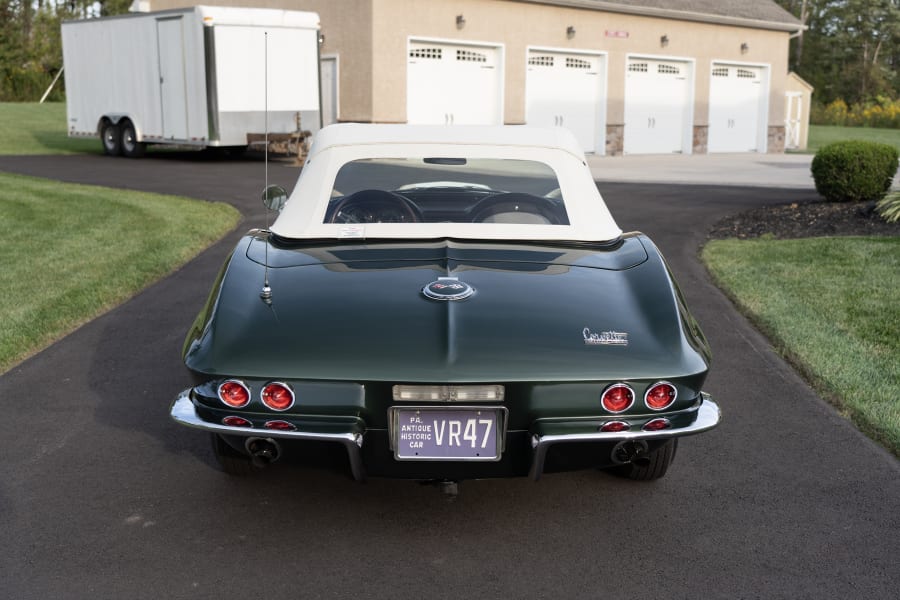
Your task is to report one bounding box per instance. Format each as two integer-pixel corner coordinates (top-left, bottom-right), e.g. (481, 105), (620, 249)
(157, 17), (188, 140)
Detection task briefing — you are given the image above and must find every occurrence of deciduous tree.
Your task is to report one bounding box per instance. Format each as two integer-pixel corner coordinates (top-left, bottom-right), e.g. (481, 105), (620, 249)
(777, 0), (900, 104)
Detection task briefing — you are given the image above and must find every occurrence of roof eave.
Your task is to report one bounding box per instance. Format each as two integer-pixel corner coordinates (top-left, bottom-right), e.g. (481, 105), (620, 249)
(516, 0), (805, 33)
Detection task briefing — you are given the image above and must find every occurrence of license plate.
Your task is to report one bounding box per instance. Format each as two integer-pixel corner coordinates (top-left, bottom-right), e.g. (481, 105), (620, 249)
(391, 407), (504, 461)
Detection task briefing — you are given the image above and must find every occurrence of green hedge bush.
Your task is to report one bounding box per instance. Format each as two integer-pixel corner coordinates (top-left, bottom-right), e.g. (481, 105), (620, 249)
(811, 141), (899, 202)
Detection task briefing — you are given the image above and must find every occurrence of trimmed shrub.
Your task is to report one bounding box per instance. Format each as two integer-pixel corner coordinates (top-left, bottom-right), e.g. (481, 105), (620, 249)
(876, 191), (900, 223)
(811, 141), (899, 202)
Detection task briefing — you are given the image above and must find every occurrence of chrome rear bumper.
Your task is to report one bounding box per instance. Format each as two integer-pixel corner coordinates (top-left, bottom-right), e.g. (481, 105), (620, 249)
(528, 394), (721, 480)
(172, 390), (719, 483)
(170, 390), (366, 481)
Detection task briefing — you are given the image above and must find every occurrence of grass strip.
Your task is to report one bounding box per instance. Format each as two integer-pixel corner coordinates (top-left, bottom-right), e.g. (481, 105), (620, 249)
(702, 237), (900, 456)
(0, 102), (100, 155)
(0, 172), (240, 373)
(806, 125), (900, 153)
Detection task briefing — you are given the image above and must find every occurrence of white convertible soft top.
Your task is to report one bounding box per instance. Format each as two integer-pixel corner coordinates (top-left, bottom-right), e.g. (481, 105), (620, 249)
(271, 124), (622, 242)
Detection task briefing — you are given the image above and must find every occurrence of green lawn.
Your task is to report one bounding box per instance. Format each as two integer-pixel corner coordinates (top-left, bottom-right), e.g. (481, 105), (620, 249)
(0, 102), (101, 155)
(702, 237), (900, 456)
(806, 125), (900, 153)
(0, 172), (241, 373)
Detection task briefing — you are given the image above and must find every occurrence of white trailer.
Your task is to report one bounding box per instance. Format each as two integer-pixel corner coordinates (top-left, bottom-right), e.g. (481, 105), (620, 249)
(62, 5), (321, 157)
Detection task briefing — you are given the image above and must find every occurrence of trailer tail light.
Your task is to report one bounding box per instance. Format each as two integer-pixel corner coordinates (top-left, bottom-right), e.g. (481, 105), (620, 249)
(601, 384), (634, 413)
(218, 380), (250, 408)
(645, 382), (677, 410)
(261, 382), (294, 411)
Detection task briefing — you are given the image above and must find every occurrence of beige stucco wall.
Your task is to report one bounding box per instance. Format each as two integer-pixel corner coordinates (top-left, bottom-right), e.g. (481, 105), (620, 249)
(145, 0), (794, 151)
(373, 0), (790, 130)
(306, 0), (373, 122)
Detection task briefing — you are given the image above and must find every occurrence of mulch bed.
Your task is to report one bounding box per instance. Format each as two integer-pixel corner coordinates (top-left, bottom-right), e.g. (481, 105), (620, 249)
(708, 199), (900, 240)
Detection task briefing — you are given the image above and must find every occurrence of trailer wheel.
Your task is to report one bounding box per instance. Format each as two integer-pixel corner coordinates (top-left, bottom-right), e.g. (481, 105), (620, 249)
(100, 121), (121, 156)
(119, 120), (146, 158)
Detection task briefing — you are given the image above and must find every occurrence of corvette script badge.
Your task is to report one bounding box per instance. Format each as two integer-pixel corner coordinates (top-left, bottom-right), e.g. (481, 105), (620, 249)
(423, 277), (475, 301)
(583, 328), (628, 346)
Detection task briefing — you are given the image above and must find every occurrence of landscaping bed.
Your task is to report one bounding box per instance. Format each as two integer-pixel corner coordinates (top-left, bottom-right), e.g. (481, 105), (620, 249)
(708, 198), (900, 239)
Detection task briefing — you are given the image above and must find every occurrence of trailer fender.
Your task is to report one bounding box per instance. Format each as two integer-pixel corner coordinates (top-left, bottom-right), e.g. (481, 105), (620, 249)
(96, 114), (130, 132)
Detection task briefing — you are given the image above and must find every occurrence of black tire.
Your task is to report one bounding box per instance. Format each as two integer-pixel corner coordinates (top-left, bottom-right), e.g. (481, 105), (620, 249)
(210, 434), (256, 476)
(119, 120), (146, 158)
(100, 121), (121, 156)
(612, 438), (678, 481)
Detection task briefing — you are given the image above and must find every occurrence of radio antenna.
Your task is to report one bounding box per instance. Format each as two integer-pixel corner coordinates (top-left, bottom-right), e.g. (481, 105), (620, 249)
(260, 31), (273, 303)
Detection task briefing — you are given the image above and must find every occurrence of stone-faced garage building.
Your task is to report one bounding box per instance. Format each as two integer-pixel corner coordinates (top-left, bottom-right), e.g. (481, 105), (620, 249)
(140, 0), (804, 154)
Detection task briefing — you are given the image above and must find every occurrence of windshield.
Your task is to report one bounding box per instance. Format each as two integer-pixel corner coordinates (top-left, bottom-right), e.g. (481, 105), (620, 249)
(325, 158), (570, 226)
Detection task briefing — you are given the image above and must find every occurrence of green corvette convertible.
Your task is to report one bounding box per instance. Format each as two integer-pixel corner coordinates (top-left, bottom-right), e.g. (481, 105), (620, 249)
(170, 124), (720, 485)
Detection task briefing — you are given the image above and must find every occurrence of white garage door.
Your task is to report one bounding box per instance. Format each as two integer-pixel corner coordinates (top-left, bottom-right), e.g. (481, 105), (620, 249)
(708, 64), (765, 153)
(525, 51), (605, 153)
(407, 41), (502, 125)
(624, 58), (691, 154)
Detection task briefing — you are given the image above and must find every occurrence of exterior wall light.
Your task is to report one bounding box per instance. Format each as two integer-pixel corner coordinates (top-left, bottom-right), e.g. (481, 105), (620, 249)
(566, 26), (575, 39)
(456, 15), (465, 29)
(741, 42), (749, 54)
(660, 35), (669, 47)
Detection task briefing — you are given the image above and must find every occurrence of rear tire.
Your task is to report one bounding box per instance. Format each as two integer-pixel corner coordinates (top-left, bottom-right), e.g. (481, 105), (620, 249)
(119, 120), (146, 158)
(611, 438), (678, 481)
(210, 434), (256, 476)
(100, 121), (121, 156)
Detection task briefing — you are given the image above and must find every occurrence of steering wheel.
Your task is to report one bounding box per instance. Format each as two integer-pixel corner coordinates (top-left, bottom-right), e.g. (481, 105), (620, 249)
(329, 189), (423, 224)
(469, 192), (567, 225)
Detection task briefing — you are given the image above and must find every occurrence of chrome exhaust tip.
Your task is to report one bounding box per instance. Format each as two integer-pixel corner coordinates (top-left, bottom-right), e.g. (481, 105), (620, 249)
(245, 437), (281, 467)
(611, 440), (649, 465)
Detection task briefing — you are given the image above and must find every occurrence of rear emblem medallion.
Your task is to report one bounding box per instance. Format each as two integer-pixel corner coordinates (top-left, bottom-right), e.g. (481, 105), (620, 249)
(423, 278), (474, 301)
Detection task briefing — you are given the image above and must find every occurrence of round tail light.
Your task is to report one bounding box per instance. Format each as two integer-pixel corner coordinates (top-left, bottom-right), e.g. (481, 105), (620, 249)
(261, 382), (295, 411)
(601, 384), (634, 413)
(645, 382), (677, 410)
(218, 380), (250, 408)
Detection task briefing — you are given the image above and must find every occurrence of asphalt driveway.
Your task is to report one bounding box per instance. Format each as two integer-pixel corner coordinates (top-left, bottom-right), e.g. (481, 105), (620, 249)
(0, 153), (898, 599)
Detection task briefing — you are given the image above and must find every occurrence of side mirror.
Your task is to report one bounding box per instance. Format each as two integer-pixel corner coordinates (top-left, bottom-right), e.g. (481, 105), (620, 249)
(261, 184), (288, 212)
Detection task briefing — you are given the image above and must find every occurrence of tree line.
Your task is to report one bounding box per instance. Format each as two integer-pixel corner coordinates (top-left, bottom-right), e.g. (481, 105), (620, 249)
(776, 0), (899, 105)
(0, 0), (130, 101)
(1, 1), (898, 116)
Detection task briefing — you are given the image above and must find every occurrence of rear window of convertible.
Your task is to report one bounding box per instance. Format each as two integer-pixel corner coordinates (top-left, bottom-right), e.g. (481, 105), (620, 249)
(325, 158), (570, 226)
